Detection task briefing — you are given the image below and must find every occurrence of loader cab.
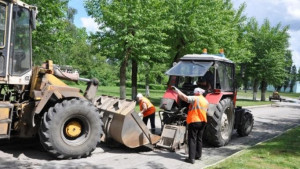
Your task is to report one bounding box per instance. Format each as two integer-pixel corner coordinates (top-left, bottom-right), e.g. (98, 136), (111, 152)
(0, 0), (37, 85)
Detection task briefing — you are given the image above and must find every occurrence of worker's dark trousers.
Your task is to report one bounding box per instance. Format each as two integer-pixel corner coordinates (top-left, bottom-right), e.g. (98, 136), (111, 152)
(188, 122), (206, 160)
(143, 113), (155, 133)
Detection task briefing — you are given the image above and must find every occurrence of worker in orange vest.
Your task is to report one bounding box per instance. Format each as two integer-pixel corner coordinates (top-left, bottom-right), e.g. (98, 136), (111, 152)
(137, 93), (156, 133)
(172, 87), (208, 164)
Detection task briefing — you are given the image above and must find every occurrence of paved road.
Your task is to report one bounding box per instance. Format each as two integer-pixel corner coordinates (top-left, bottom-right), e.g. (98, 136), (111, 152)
(0, 102), (299, 169)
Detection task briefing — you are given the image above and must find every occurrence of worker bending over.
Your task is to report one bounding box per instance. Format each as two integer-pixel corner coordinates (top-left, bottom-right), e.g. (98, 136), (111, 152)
(137, 93), (156, 134)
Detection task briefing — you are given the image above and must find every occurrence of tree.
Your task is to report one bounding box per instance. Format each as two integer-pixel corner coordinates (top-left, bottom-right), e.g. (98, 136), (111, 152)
(165, 1), (250, 64)
(282, 50), (293, 92)
(290, 65), (297, 92)
(245, 18), (289, 101)
(24, 0), (72, 64)
(85, 0), (170, 99)
(298, 68), (300, 81)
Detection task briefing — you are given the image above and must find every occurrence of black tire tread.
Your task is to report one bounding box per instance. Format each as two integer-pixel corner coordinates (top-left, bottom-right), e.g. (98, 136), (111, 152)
(237, 112), (254, 137)
(204, 98), (234, 147)
(39, 98), (103, 159)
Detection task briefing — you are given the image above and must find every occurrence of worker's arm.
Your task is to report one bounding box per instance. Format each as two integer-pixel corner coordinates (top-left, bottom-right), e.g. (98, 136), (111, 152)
(139, 102), (148, 115)
(172, 86), (188, 102)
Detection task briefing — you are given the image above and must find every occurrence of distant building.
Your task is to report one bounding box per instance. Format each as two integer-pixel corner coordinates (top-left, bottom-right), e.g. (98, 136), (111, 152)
(267, 81), (300, 93)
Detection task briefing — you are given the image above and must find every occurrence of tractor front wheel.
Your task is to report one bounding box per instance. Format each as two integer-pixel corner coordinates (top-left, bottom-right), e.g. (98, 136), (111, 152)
(39, 99), (103, 159)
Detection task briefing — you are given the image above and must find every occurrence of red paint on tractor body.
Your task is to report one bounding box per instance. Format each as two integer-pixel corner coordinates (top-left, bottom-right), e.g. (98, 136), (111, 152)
(205, 92), (234, 104)
(162, 89), (179, 103)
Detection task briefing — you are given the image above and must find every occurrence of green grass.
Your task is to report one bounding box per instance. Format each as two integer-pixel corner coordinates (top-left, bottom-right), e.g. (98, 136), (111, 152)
(236, 99), (271, 107)
(208, 126), (300, 169)
(238, 90), (300, 99)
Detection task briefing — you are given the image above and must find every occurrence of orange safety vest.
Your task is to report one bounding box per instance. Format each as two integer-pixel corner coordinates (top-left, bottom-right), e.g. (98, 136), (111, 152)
(186, 95), (208, 124)
(139, 97), (156, 117)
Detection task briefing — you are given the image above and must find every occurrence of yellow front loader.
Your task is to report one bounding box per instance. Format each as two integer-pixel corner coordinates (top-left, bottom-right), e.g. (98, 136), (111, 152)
(0, 0), (159, 159)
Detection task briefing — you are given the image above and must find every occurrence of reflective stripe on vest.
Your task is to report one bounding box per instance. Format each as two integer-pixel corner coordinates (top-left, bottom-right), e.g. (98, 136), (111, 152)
(139, 97), (156, 117)
(186, 95), (208, 124)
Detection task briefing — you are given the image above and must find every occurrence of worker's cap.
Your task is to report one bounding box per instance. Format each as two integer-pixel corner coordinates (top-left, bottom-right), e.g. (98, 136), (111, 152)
(194, 88), (205, 94)
(136, 93), (143, 98)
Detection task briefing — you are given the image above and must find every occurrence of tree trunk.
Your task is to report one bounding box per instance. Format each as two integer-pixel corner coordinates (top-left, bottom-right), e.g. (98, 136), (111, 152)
(252, 79), (258, 101)
(120, 59), (127, 99)
(289, 83), (294, 93)
(145, 71), (150, 97)
(131, 59), (138, 100)
(260, 80), (267, 101)
(171, 38), (185, 65)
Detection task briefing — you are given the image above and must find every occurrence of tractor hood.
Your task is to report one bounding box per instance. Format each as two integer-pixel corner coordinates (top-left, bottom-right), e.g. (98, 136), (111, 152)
(165, 61), (213, 77)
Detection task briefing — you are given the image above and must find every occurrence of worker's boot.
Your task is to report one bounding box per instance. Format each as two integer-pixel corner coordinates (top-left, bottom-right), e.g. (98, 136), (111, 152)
(185, 158), (195, 164)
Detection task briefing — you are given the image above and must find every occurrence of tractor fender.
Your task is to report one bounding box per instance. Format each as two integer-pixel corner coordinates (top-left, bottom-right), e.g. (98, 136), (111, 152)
(31, 85), (84, 127)
(205, 92), (234, 117)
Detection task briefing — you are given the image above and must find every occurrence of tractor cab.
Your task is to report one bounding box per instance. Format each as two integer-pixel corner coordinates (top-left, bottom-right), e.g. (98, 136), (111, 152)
(0, 0), (37, 85)
(162, 53), (236, 111)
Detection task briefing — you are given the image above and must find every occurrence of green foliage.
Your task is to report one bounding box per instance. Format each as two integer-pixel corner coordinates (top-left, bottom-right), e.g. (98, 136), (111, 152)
(244, 18), (290, 100)
(85, 0), (172, 98)
(298, 68), (300, 81)
(245, 18), (290, 86)
(165, 0), (251, 64)
(24, 0), (72, 64)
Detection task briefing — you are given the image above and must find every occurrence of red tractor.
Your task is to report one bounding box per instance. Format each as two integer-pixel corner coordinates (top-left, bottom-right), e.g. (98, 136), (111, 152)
(158, 52), (254, 148)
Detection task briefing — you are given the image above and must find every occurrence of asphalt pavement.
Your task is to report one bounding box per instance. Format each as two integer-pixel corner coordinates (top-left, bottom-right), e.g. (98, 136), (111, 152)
(0, 101), (299, 169)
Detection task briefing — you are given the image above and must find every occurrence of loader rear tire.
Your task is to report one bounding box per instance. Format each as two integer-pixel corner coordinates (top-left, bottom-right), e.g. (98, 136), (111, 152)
(39, 99), (103, 159)
(204, 98), (234, 147)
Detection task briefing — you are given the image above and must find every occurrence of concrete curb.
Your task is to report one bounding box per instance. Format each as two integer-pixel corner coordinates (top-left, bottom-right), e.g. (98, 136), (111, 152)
(204, 124), (300, 169)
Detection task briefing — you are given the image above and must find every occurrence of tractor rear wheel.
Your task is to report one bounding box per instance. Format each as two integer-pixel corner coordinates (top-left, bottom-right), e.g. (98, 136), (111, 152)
(39, 98), (103, 159)
(204, 98), (234, 147)
(237, 111), (254, 136)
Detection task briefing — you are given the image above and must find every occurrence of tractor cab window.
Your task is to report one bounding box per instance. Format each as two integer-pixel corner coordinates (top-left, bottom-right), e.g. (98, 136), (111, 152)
(0, 3), (6, 47)
(216, 62), (234, 91)
(11, 6), (31, 76)
(166, 61), (213, 77)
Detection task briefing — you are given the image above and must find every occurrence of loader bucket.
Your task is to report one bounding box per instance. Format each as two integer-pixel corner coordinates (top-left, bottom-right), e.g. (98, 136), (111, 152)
(94, 95), (160, 148)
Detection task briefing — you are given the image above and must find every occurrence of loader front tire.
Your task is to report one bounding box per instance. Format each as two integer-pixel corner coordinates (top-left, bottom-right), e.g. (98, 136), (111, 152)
(39, 99), (103, 159)
(204, 98), (234, 147)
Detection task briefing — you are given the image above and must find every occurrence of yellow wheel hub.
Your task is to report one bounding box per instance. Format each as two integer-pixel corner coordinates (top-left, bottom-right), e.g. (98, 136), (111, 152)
(65, 121), (82, 137)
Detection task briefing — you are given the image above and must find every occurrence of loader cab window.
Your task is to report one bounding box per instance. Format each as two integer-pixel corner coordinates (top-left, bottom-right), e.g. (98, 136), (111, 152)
(11, 6), (31, 76)
(0, 3), (6, 47)
(0, 3), (7, 76)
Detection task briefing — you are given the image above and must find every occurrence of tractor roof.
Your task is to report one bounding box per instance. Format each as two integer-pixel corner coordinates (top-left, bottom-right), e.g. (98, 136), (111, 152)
(180, 54), (234, 64)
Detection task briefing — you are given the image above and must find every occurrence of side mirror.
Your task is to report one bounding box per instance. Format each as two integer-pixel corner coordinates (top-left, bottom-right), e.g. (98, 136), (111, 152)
(30, 9), (37, 30)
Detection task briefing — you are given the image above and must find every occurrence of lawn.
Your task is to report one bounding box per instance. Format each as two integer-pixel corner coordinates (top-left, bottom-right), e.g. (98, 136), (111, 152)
(208, 126), (300, 169)
(70, 84), (274, 109)
(236, 99), (271, 107)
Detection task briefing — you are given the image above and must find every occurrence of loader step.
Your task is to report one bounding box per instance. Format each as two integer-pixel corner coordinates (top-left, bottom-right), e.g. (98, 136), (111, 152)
(0, 102), (13, 139)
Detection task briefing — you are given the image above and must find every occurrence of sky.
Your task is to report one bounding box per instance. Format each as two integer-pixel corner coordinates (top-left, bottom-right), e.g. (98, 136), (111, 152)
(69, 0), (300, 69)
